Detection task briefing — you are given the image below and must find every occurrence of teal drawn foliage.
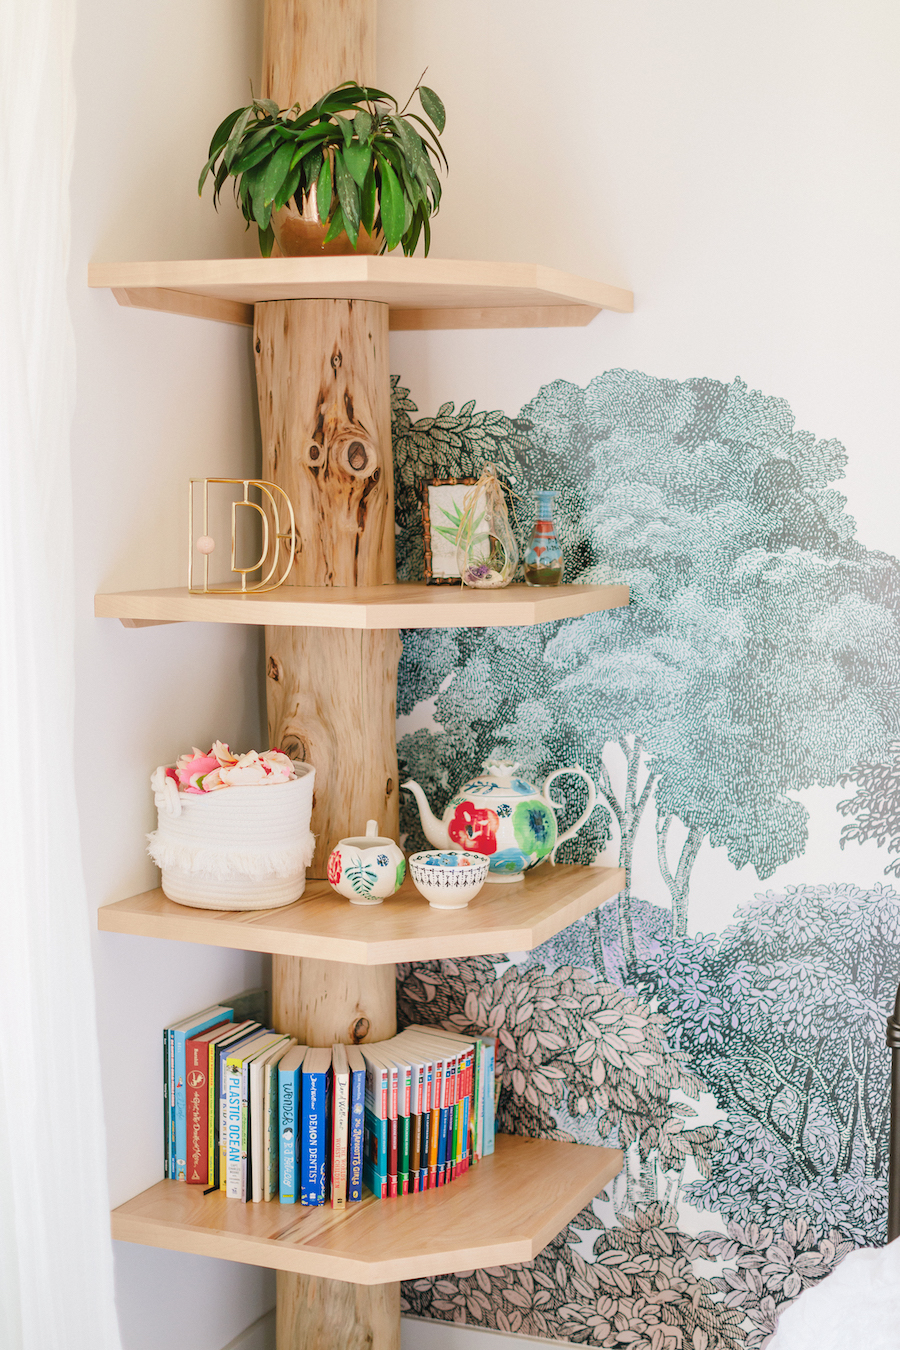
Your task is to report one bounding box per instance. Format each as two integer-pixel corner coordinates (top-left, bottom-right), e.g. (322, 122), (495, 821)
(390, 370), (900, 1346)
(344, 860), (378, 894)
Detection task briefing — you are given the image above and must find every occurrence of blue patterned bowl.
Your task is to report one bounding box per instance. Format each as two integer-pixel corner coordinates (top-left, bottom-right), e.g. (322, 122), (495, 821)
(408, 851), (490, 909)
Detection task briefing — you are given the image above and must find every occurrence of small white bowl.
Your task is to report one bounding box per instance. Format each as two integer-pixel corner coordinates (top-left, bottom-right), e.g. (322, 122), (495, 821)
(408, 851), (490, 909)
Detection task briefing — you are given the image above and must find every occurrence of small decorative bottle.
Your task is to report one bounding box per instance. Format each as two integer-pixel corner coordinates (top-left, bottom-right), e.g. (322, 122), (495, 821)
(524, 491), (564, 586)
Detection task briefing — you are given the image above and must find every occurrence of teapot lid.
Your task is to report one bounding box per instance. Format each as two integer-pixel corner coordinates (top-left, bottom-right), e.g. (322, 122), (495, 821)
(459, 760), (537, 796)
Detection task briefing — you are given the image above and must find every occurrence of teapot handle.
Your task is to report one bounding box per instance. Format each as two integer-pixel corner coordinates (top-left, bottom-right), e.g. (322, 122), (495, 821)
(542, 766), (597, 865)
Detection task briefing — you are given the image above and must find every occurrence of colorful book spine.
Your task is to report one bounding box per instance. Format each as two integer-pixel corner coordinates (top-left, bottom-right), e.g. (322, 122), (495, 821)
(184, 1023), (228, 1184)
(482, 1036), (496, 1156)
(163, 1029), (170, 1178)
(224, 1060), (244, 1199)
(278, 1045), (306, 1204)
(331, 1044), (350, 1210)
(346, 1046), (366, 1204)
(301, 1050), (332, 1206)
(173, 1006), (234, 1181)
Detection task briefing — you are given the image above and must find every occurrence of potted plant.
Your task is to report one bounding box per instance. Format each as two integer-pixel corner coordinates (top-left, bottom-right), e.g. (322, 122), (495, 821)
(199, 78), (447, 258)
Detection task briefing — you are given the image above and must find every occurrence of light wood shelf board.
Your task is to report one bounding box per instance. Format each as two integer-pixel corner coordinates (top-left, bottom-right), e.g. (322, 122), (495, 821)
(98, 865), (625, 964)
(89, 257), (633, 330)
(111, 1134), (623, 1284)
(94, 582), (629, 629)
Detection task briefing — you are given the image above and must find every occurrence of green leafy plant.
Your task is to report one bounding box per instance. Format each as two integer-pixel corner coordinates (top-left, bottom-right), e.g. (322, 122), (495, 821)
(199, 77), (446, 258)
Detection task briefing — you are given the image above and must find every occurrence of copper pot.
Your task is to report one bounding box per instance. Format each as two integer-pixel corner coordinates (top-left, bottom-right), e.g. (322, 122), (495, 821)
(272, 189), (383, 257)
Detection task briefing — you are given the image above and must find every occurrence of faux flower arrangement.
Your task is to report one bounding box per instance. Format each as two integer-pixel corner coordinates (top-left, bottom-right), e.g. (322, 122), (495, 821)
(160, 741), (296, 794)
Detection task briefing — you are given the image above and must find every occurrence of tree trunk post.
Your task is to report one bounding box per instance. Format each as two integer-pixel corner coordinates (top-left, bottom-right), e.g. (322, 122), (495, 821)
(257, 5), (402, 1345)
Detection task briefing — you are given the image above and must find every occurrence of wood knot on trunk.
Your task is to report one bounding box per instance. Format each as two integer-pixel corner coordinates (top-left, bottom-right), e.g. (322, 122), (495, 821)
(351, 1017), (370, 1043)
(348, 441), (368, 471)
(266, 656), (280, 681)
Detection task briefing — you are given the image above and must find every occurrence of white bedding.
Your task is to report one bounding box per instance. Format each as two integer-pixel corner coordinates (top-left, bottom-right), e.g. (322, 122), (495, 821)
(769, 1237), (900, 1348)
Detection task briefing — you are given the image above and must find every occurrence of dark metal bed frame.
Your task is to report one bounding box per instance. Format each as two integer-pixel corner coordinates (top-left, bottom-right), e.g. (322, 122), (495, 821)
(886, 986), (900, 1241)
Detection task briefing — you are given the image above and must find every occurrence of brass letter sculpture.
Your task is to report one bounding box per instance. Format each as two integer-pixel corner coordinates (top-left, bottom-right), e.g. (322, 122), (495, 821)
(188, 478), (297, 593)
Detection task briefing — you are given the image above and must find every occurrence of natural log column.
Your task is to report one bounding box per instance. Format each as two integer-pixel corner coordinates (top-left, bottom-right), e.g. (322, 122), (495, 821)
(276, 1273), (400, 1350)
(257, 8), (401, 1348)
(256, 299), (401, 877)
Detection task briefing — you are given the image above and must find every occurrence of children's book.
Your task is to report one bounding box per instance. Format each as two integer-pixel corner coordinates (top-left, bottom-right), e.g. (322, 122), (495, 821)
(345, 1045), (366, 1204)
(300, 1048), (332, 1206)
(168, 1003), (235, 1181)
(206, 1021), (254, 1186)
(482, 1035), (496, 1156)
(330, 1044), (350, 1209)
(277, 1045), (308, 1204)
(184, 1020), (232, 1184)
(264, 1039), (297, 1201)
(214, 1022), (262, 1189)
(250, 1037), (293, 1202)
(224, 1031), (281, 1199)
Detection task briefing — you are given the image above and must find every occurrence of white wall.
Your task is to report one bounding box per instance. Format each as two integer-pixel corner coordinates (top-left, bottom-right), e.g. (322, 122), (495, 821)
(71, 0), (900, 1347)
(70, 0), (279, 1345)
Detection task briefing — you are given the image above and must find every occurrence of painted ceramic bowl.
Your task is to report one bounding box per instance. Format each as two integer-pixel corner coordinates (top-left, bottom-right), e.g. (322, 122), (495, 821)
(327, 820), (406, 906)
(408, 851), (490, 909)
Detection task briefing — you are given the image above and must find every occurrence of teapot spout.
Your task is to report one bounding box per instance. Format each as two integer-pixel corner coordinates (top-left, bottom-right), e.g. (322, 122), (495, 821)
(402, 780), (452, 850)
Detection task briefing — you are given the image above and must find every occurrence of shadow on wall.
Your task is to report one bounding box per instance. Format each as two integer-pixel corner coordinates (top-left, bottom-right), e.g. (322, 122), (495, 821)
(392, 370), (900, 1348)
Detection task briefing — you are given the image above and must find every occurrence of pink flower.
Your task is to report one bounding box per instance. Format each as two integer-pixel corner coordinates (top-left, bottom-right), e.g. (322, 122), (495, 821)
(211, 740), (238, 768)
(175, 748), (220, 793)
(260, 750), (295, 782)
(219, 751), (271, 786)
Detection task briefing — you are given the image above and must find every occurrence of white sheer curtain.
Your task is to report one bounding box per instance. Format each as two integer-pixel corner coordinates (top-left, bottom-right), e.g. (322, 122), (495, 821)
(0, 0), (122, 1347)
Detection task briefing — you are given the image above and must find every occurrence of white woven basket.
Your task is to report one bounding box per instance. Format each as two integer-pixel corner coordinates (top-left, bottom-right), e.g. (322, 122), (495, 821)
(147, 760), (315, 910)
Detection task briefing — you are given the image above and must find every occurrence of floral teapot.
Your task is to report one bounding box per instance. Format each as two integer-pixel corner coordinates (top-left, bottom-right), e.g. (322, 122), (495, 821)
(402, 760), (597, 883)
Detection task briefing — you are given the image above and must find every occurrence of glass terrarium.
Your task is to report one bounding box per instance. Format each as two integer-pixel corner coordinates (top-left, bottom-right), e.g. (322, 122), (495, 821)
(456, 466), (518, 588)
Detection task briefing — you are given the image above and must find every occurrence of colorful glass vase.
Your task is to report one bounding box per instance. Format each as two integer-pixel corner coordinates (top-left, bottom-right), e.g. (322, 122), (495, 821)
(524, 490), (564, 586)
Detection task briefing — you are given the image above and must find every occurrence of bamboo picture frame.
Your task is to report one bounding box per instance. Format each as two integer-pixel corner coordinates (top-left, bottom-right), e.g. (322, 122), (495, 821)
(421, 477), (477, 584)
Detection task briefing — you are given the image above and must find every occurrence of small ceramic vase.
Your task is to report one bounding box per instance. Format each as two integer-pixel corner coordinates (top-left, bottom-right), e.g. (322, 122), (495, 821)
(408, 851), (490, 909)
(327, 820), (406, 906)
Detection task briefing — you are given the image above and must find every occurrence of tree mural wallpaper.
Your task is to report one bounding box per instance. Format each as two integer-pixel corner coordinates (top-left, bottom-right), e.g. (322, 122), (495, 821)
(389, 370), (900, 1347)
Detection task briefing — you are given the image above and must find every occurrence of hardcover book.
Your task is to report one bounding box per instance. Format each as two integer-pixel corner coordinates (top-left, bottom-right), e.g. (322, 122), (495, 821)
(184, 1020), (231, 1184)
(346, 1045), (366, 1203)
(277, 1044), (307, 1204)
(169, 1003), (234, 1181)
(330, 1043), (350, 1209)
(301, 1048), (332, 1206)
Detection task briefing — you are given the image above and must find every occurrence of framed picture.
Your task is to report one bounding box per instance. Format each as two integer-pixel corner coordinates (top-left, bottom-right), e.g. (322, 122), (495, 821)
(421, 477), (477, 583)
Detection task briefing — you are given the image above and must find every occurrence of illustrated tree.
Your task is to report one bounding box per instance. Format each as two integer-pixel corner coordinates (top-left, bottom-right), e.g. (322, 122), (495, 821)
(636, 882), (899, 1246)
(391, 373), (900, 973)
(397, 956), (735, 1346)
(838, 742), (900, 875)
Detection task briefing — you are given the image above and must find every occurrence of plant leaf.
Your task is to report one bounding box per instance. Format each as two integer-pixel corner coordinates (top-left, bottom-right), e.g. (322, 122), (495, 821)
(419, 86), (446, 133)
(316, 155), (333, 222)
(360, 164), (377, 235)
(376, 156), (405, 251)
(258, 221), (276, 257)
(223, 105), (255, 169)
(338, 113), (354, 147)
(334, 150), (360, 243)
(207, 106), (244, 157)
(354, 108), (373, 143)
(255, 98), (280, 119)
(404, 113), (448, 170)
(323, 202), (346, 243)
(342, 141), (372, 188)
(262, 140), (294, 205)
(231, 140), (276, 176)
(274, 159), (304, 211)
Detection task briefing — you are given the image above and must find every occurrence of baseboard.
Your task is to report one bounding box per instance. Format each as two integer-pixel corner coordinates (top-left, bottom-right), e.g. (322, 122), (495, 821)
(402, 1315), (566, 1348)
(220, 1308), (276, 1350)
(219, 1305), (565, 1350)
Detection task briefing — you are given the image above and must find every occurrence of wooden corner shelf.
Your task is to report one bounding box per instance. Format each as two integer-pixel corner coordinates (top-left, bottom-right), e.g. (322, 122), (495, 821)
(94, 582), (629, 629)
(111, 1134), (622, 1284)
(88, 256), (634, 330)
(98, 864), (625, 965)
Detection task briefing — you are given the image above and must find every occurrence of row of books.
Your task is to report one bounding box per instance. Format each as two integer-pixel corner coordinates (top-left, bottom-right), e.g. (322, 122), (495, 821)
(163, 994), (498, 1207)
